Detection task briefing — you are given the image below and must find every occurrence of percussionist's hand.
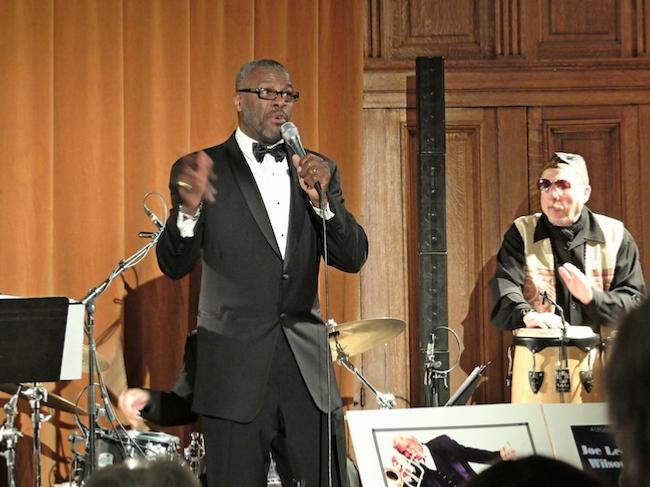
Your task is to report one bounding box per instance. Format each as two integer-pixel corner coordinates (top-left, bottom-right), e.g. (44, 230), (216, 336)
(118, 388), (151, 427)
(292, 153), (330, 207)
(558, 262), (593, 304)
(523, 311), (565, 329)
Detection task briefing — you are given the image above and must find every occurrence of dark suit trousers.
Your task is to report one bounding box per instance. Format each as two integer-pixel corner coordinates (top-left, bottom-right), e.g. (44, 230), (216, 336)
(201, 328), (348, 487)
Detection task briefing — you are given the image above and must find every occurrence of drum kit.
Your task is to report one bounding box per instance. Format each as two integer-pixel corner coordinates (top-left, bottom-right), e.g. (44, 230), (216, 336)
(0, 192), (408, 486)
(0, 317), (406, 486)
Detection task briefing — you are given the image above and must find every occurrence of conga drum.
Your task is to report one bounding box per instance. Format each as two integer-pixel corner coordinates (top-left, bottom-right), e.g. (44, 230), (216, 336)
(510, 326), (603, 403)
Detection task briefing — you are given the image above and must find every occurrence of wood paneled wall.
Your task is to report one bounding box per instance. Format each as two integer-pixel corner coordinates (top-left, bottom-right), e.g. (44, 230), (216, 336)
(359, 0), (650, 407)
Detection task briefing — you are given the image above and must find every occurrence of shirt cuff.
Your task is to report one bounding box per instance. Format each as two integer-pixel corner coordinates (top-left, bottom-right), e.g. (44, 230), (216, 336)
(310, 202), (335, 220)
(176, 203), (203, 237)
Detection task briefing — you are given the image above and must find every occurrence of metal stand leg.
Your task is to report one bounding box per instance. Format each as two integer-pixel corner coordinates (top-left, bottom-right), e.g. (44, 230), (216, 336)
(23, 384), (51, 487)
(0, 387), (23, 487)
(334, 341), (395, 409)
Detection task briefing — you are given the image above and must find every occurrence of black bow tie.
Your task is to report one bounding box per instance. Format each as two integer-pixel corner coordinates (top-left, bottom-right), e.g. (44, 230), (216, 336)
(252, 142), (286, 163)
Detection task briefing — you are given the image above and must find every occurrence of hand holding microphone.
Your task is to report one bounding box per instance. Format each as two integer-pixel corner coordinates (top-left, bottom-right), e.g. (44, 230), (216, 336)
(281, 122), (330, 206)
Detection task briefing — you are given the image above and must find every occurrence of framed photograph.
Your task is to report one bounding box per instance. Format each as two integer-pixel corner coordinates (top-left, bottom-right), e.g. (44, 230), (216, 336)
(346, 404), (552, 487)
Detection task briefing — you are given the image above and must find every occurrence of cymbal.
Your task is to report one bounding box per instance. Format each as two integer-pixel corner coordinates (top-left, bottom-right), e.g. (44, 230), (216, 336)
(82, 345), (109, 372)
(329, 318), (406, 358)
(0, 383), (87, 415)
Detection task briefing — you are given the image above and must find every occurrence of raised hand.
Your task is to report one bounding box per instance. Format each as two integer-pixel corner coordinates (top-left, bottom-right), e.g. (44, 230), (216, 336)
(175, 150), (216, 213)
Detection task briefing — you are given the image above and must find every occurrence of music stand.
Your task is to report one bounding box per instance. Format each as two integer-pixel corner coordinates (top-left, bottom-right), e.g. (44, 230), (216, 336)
(0, 296), (84, 487)
(444, 363), (488, 407)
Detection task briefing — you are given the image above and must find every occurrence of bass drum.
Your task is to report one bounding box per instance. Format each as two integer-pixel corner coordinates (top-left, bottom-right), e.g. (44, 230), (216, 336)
(510, 326), (603, 404)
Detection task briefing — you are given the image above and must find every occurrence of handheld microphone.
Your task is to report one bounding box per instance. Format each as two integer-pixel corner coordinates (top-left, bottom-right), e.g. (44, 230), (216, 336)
(144, 205), (163, 230)
(281, 122), (322, 194)
(281, 121), (307, 158)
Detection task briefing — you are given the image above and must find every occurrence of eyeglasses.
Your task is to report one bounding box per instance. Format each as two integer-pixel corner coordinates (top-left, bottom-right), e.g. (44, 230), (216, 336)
(236, 87), (300, 103)
(537, 178), (572, 192)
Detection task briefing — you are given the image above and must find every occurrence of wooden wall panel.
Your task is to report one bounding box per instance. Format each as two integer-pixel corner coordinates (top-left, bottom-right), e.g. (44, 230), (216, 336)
(638, 105), (650, 275)
(396, 0), (494, 59)
(488, 107), (530, 402)
(444, 107), (531, 404)
(366, 0), (650, 67)
(496, 0), (522, 57)
(445, 109), (497, 401)
(366, 0), (495, 66)
(638, 0), (650, 55)
(359, 108), (412, 409)
(530, 0), (625, 59)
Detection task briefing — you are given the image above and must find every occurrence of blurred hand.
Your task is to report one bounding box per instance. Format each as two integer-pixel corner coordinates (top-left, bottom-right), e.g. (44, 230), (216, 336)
(500, 446), (517, 460)
(523, 311), (565, 329)
(118, 388), (151, 427)
(176, 150), (216, 212)
(558, 262), (593, 304)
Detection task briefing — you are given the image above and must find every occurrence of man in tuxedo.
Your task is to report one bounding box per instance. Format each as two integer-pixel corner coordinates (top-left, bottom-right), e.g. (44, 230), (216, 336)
(388, 433), (514, 487)
(154, 59), (368, 487)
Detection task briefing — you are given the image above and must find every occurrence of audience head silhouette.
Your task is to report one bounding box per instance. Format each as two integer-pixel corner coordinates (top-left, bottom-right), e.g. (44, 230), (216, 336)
(463, 455), (605, 487)
(606, 298), (650, 487)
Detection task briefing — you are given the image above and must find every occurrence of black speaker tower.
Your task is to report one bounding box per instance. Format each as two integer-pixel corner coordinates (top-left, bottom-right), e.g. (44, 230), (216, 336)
(415, 56), (448, 406)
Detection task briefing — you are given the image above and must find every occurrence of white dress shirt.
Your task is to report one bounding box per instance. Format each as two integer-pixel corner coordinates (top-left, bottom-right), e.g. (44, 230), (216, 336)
(177, 128), (333, 258)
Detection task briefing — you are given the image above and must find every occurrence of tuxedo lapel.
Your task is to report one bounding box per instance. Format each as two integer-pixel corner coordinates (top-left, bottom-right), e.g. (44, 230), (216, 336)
(223, 135), (282, 258)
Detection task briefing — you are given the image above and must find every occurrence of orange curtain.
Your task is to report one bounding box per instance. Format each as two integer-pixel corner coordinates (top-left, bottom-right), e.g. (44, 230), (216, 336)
(0, 0), (363, 483)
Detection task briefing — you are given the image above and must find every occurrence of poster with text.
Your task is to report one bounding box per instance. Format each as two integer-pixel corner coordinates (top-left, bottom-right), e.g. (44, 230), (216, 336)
(543, 402), (620, 487)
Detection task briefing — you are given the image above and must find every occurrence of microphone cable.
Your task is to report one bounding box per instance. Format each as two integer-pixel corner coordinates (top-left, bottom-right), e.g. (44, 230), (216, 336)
(282, 121), (335, 487)
(316, 181), (335, 487)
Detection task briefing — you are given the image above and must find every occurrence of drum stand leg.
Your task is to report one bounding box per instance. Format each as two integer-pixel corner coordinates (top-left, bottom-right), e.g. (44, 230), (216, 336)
(183, 432), (205, 477)
(333, 341), (396, 409)
(0, 387), (23, 487)
(23, 384), (51, 487)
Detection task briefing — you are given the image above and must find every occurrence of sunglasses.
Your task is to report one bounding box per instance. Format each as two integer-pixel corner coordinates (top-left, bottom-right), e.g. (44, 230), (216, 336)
(537, 178), (572, 192)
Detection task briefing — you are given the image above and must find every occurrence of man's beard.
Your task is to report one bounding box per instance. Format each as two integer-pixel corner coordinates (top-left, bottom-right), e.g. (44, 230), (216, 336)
(242, 110), (286, 144)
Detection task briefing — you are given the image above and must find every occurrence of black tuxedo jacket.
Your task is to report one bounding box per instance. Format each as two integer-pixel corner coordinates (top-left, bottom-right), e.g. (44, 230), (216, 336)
(420, 435), (500, 486)
(156, 133), (368, 423)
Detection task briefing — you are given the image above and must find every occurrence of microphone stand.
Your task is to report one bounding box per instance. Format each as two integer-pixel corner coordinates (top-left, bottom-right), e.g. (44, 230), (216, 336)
(80, 227), (163, 476)
(315, 184), (335, 487)
(423, 327), (461, 407)
(423, 332), (444, 407)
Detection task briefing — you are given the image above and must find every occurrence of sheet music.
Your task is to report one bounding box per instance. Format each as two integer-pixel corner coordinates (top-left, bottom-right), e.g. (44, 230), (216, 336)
(0, 295), (85, 381)
(60, 301), (84, 380)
